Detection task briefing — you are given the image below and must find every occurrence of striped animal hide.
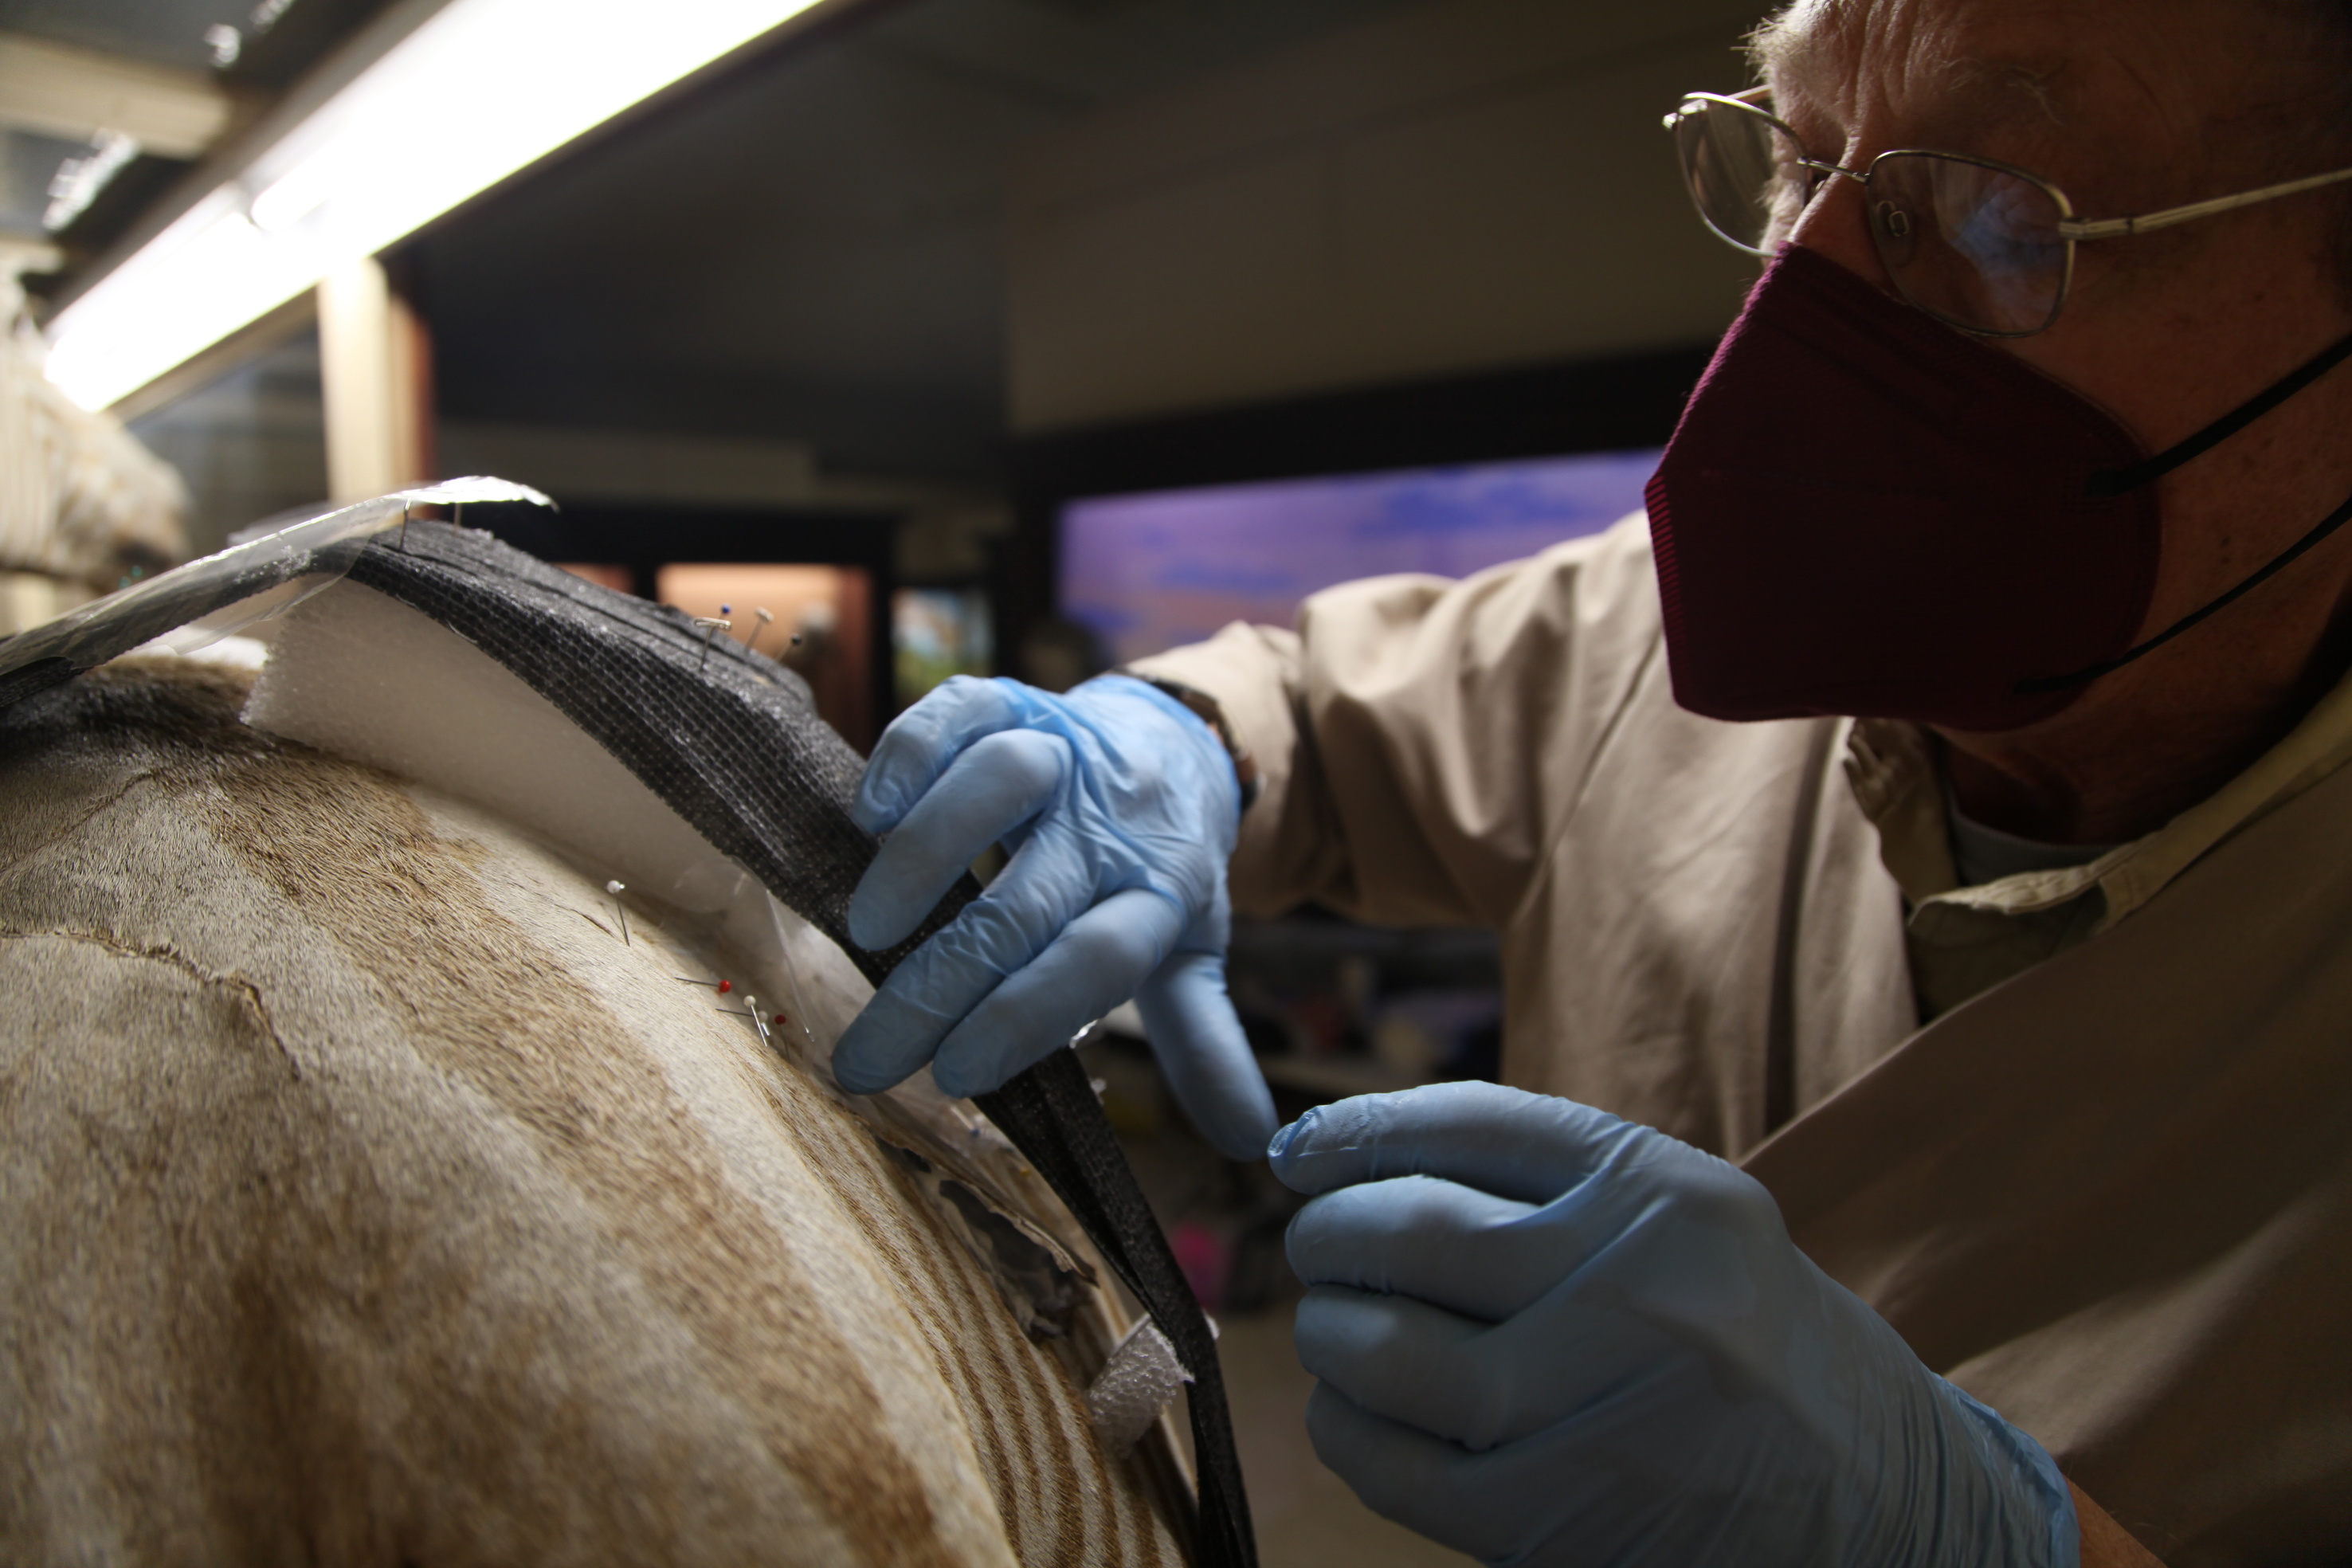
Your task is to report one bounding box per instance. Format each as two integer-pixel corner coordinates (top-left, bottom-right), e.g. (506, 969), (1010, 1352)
(0, 657), (1190, 1566)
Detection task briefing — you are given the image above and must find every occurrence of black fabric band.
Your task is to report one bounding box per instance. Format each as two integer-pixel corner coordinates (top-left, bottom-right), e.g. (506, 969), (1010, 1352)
(2086, 327), (2352, 498)
(2017, 487), (2352, 694)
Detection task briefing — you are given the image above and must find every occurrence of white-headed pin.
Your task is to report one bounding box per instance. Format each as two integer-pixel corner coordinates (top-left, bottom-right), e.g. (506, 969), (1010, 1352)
(693, 610), (734, 673)
(717, 992), (774, 1047)
(605, 880), (629, 945)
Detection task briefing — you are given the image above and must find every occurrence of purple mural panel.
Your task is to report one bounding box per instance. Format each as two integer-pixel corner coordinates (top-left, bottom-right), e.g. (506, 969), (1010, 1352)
(1060, 449), (1660, 665)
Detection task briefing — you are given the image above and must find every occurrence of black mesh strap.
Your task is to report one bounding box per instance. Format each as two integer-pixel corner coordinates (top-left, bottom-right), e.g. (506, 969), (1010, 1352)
(973, 1055), (1255, 1568)
(340, 525), (1256, 1567)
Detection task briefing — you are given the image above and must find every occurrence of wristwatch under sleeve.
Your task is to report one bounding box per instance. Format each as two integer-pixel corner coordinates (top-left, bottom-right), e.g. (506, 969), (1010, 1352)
(1115, 670), (1261, 812)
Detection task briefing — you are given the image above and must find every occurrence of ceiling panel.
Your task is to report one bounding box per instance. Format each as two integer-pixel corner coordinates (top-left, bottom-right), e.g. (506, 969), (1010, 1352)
(417, 0), (1416, 482)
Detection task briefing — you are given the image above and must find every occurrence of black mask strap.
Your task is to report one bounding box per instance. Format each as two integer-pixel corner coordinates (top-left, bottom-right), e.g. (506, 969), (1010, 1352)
(2086, 327), (2352, 499)
(2017, 486), (2352, 693)
(2018, 327), (2352, 694)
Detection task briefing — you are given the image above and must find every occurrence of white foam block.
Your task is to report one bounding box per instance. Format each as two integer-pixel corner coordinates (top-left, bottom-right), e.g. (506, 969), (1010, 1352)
(242, 576), (868, 1056)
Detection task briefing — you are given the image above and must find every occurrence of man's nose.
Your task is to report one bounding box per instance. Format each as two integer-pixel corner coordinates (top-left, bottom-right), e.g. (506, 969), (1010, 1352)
(1786, 168), (1895, 295)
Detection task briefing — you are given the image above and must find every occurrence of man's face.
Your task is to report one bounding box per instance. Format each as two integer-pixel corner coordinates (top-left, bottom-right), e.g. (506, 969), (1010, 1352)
(1761, 0), (2352, 706)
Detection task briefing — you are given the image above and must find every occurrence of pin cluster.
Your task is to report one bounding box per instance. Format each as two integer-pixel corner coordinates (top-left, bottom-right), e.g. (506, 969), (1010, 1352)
(679, 975), (790, 1032)
(606, 886), (797, 1041)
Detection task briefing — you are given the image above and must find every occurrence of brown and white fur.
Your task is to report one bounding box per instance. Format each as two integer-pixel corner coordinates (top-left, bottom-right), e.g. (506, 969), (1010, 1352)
(0, 647), (1189, 1566)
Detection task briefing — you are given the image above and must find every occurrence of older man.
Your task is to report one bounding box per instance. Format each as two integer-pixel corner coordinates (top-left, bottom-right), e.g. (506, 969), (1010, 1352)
(833, 1), (2352, 1563)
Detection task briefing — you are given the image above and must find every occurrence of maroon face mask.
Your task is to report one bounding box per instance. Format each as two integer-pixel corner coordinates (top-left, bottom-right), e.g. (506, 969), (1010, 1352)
(1644, 243), (2352, 732)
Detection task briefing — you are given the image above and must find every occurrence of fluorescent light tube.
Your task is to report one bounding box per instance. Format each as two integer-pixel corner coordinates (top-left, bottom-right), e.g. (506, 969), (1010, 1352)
(46, 0), (829, 411)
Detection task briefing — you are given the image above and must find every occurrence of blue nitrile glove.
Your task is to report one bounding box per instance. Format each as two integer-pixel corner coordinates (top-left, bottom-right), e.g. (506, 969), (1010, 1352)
(1271, 1082), (2079, 1568)
(833, 674), (1279, 1160)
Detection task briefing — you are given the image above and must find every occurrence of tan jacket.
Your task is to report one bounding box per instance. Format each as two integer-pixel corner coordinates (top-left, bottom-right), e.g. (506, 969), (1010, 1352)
(1134, 512), (2352, 1567)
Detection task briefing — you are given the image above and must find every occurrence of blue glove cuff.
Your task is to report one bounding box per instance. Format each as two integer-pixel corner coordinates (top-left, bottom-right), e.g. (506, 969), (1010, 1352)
(1938, 1379), (2082, 1568)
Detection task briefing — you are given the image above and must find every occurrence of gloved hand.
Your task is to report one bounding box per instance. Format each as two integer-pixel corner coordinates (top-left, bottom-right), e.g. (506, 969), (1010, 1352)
(1271, 1082), (2079, 1568)
(833, 674), (1279, 1159)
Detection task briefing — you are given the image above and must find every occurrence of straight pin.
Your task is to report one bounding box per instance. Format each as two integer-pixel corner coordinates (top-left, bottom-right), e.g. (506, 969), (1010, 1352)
(749, 606), (776, 654)
(693, 615), (732, 672)
(676, 976), (734, 994)
(719, 997), (774, 1045)
(398, 502), (411, 552)
(605, 880), (629, 945)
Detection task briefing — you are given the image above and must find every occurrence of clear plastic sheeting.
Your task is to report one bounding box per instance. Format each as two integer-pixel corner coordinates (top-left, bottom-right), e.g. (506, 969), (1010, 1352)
(0, 476), (551, 710)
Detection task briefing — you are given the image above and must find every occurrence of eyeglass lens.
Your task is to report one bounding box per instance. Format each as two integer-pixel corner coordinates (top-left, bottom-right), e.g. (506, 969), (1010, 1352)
(1670, 98), (1797, 253)
(1866, 154), (2068, 334)
(1675, 97), (2072, 335)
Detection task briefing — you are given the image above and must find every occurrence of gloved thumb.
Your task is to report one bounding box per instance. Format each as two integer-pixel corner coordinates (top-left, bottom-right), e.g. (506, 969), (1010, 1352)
(1135, 949), (1279, 1161)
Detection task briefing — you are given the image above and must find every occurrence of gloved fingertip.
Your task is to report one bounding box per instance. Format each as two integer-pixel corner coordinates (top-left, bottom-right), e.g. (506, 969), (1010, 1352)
(930, 1053), (1012, 1102)
(932, 1008), (1068, 1100)
(845, 891), (905, 954)
(1203, 1100), (1280, 1164)
(849, 794), (894, 836)
(829, 1016), (915, 1097)
(830, 1056), (904, 1097)
(1166, 1061), (1279, 1162)
(850, 747), (917, 834)
(1268, 1110), (1314, 1169)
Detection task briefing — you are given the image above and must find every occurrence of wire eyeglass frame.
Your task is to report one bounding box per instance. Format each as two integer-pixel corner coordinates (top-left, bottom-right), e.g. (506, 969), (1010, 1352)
(1666, 87), (2352, 337)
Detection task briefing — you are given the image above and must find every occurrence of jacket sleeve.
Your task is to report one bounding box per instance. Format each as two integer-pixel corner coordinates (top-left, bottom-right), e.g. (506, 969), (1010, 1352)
(1127, 510), (1668, 929)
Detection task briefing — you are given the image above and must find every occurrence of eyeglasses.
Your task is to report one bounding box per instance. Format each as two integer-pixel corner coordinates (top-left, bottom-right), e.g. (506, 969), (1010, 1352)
(1665, 88), (2352, 337)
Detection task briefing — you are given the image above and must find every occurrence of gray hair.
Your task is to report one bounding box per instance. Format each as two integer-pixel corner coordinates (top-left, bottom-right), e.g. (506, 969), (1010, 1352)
(1746, 2), (2352, 297)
